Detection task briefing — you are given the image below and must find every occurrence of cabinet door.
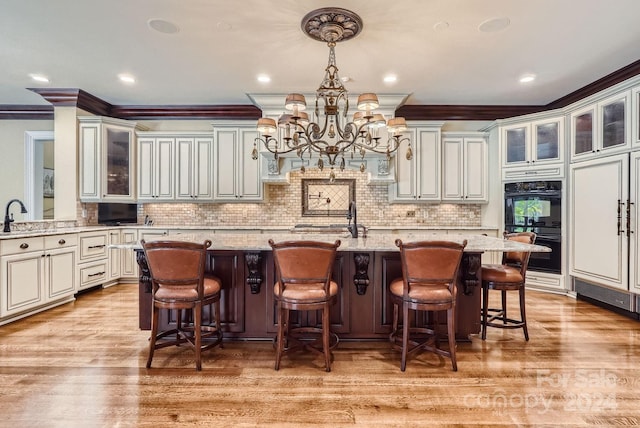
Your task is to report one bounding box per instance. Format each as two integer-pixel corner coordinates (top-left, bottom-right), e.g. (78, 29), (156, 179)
(46, 247), (76, 300)
(1, 252), (43, 317)
(138, 138), (174, 201)
(630, 152), (640, 292)
(214, 129), (239, 199)
(463, 137), (487, 201)
(107, 231), (121, 282)
(137, 138), (155, 200)
(175, 138), (195, 199)
(391, 128), (418, 201)
(442, 137), (464, 200)
(416, 128), (441, 201)
(121, 229), (138, 279)
(238, 129), (262, 200)
(103, 125), (135, 201)
(570, 104), (595, 160)
(79, 123), (101, 200)
(193, 138), (214, 200)
(502, 124), (528, 166)
(570, 154), (628, 290)
(532, 119), (561, 163)
(599, 92), (630, 152)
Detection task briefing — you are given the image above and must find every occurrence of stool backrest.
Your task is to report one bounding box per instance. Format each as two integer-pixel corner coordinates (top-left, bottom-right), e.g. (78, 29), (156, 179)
(502, 232), (536, 275)
(395, 239), (467, 292)
(141, 239), (212, 299)
(269, 239), (341, 296)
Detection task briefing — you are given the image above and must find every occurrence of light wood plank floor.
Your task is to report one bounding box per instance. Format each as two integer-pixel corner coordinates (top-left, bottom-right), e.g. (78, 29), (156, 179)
(1, 283), (639, 427)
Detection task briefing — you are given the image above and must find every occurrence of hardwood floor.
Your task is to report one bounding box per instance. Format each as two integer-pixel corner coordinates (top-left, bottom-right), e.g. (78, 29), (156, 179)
(1, 283), (639, 427)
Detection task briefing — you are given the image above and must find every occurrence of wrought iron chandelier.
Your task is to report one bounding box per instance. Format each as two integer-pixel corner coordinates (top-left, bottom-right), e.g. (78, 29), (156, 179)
(252, 7), (412, 181)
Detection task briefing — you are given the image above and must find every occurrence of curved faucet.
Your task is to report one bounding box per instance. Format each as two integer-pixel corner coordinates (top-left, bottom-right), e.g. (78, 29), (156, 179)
(4, 199), (28, 233)
(347, 200), (358, 238)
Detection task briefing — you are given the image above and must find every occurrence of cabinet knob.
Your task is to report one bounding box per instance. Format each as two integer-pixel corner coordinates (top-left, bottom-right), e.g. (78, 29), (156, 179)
(58, 239), (66, 245)
(19, 243), (29, 249)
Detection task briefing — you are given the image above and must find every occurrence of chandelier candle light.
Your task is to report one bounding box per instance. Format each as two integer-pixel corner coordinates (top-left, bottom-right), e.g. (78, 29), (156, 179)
(252, 7), (412, 181)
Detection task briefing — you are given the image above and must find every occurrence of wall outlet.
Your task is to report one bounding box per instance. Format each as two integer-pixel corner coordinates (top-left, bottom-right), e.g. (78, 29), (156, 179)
(406, 210), (415, 217)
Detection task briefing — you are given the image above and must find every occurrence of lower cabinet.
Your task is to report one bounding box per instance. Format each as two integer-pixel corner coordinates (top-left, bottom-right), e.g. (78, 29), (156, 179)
(0, 234), (77, 321)
(77, 231), (109, 291)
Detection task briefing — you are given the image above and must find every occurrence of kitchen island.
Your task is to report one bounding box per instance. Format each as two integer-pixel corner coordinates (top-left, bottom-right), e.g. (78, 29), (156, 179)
(132, 232), (550, 341)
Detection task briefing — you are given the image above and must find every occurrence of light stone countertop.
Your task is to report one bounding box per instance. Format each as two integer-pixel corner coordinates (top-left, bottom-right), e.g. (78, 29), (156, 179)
(116, 231), (550, 253)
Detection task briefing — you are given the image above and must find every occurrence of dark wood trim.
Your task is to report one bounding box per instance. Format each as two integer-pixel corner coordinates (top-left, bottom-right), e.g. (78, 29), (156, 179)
(110, 105), (261, 120)
(0, 105), (53, 120)
(395, 104), (546, 121)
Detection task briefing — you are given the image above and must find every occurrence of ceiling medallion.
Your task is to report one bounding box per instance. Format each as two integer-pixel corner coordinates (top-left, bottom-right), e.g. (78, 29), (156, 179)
(253, 8), (411, 182)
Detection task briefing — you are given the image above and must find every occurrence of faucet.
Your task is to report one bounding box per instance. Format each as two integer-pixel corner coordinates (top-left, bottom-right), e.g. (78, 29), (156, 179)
(3, 199), (28, 233)
(346, 200), (358, 238)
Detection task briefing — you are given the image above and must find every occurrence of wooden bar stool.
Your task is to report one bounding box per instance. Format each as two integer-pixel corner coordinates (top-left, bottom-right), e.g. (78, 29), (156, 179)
(142, 239), (223, 371)
(389, 239), (467, 371)
(481, 232), (536, 341)
(268, 239), (341, 372)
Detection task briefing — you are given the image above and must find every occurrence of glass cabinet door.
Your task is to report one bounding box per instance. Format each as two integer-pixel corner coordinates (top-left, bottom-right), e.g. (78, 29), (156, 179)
(105, 128), (132, 197)
(505, 126), (527, 164)
(601, 99), (626, 149)
(573, 110), (593, 155)
(534, 122), (559, 161)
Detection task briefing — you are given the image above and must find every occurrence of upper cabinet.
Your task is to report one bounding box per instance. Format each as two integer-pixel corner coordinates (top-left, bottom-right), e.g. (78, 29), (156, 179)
(137, 135), (175, 201)
(79, 116), (139, 202)
(175, 135), (214, 201)
(570, 89), (632, 162)
(501, 115), (564, 169)
(441, 133), (488, 203)
(212, 124), (263, 201)
(389, 123), (442, 202)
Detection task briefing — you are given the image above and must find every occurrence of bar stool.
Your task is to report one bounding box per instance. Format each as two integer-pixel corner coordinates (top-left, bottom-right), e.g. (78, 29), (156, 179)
(389, 239), (467, 371)
(268, 239), (341, 372)
(141, 239), (223, 371)
(481, 232), (536, 341)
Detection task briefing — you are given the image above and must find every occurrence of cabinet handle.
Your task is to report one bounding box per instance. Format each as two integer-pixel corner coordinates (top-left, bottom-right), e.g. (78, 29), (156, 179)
(58, 239), (66, 245)
(88, 271), (105, 277)
(19, 243), (29, 249)
(617, 199), (623, 236)
(88, 244), (106, 249)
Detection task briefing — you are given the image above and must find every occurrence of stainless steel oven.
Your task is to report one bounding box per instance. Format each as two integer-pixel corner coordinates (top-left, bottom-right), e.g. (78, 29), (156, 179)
(504, 181), (562, 274)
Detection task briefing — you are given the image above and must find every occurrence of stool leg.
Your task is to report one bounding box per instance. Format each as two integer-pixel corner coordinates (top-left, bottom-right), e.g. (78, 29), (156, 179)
(390, 303), (399, 343)
(147, 303), (159, 368)
(214, 298), (223, 348)
(275, 304), (284, 371)
(481, 283), (489, 340)
(322, 304), (331, 372)
(447, 306), (457, 371)
(520, 286), (529, 341)
(501, 290), (507, 324)
(194, 303), (202, 371)
(401, 303), (409, 371)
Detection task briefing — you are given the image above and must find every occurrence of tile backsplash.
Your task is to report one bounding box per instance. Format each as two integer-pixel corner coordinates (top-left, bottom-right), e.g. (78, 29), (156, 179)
(137, 170), (481, 228)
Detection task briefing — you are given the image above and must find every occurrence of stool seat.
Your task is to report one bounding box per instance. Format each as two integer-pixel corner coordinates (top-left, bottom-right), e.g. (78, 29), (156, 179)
(389, 278), (453, 304)
(155, 276), (221, 301)
(481, 264), (523, 285)
(274, 280), (338, 303)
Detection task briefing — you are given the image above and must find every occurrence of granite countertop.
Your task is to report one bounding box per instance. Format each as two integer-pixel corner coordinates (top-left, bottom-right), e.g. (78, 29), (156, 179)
(115, 231), (550, 253)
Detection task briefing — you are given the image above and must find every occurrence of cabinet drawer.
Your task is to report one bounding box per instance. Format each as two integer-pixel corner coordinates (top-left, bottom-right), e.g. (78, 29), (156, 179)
(1, 237), (44, 255)
(44, 234), (78, 249)
(78, 261), (108, 289)
(78, 233), (108, 261)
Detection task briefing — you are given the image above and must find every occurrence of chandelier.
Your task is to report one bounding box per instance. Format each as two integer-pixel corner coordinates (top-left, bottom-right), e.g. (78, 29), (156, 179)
(252, 7), (412, 181)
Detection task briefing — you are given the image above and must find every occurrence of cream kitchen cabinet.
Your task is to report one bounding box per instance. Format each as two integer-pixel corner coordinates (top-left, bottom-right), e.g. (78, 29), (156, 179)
(0, 234), (77, 321)
(137, 135), (175, 201)
(79, 116), (141, 202)
(107, 230), (121, 285)
(570, 90), (631, 162)
(389, 124), (442, 202)
(120, 228), (139, 281)
(501, 115), (564, 169)
(77, 230), (110, 291)
(175, 135), (214, 201)
(441, 133), (488, 203)
(213, 125), (263, 201)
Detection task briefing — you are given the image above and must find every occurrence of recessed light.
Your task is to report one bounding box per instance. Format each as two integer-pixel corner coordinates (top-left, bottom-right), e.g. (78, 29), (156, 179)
(148, 19), (179, 34)
(257, 75), (271, 83)
(478, 17), (510, 33)
(29, 74), (49, 83)
(118, 74), (136, 84)
(433, 21), (449, 32)
(383, 75), (397, 83)
(519, 74), (536, 83)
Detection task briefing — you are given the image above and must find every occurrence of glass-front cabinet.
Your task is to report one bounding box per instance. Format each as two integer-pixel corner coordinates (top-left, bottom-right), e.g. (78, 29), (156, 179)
(501, 115), (563, 169)
(79, 116), (140, 202)
(570, 90), (631, 162)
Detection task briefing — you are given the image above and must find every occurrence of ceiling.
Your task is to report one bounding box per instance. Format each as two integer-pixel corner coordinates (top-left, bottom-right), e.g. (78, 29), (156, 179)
(2, 0), (640, 110)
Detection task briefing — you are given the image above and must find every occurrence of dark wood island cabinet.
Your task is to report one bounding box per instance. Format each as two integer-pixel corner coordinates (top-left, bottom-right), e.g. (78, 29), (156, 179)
(132, 232), (550, 341)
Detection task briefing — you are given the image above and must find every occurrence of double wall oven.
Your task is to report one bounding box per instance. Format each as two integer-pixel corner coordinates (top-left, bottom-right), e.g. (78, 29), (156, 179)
(504, 180), (562, 274)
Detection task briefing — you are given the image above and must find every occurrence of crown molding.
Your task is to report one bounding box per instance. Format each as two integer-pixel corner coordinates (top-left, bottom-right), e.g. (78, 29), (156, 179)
(111, 105), (261, 120)
(395, 105), (546, 121)
(0, 105), (53, 120)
